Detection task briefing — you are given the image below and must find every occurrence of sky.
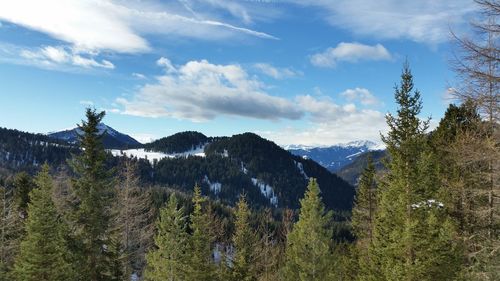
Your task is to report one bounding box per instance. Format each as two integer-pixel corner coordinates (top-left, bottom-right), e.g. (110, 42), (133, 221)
(0, 0), (477, 145)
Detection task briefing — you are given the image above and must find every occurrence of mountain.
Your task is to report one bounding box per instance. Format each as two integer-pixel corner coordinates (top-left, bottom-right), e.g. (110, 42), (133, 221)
(0, 127), (78, 172)
(286, 140), (385, 172)
(143, 131), (210, 154)
(1, 127), (355, 211)
(114, 132), (355, 211)
(48, 123), (142, 149)
(336, 150), (387, 186)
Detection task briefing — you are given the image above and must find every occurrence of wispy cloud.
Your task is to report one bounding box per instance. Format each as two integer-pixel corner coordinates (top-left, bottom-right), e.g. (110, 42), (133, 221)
(19, 45), (114, 70)
(0, 0), (276, 55)
(289, 0), (475, 44)
(311, 42), (391, 67)
(253, 63), (300, 79)
(132, 72), (146, 79)
(115, 59), (302, 121)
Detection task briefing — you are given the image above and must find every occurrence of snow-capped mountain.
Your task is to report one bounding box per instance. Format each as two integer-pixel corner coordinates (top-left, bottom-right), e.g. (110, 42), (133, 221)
(48, 123), (142, 149)
(286, 140), (385, 172)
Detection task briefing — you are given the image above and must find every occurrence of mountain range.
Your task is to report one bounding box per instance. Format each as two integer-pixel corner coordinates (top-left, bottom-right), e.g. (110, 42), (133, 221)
(48, 123), (142, 149)
(1, 123), (385, 210)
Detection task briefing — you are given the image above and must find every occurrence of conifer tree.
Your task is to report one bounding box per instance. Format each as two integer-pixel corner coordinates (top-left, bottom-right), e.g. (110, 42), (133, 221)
(186, 185), (217, 281)
(12, 172), (35, 218)
(351, 155), (377, 279)
(69, 108), (115, 280)
(0, 184), (21, 281)
(230, 195), (258, 281)
(368, 63), (461, 281)
(13, 164), (73, 281)
(145, 194), (188, 281)
(352, 155), (377, 243)
(283, 178), (333, 281)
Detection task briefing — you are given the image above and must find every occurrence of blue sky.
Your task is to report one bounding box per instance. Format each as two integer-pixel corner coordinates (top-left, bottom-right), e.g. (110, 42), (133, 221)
(0, 0), (476, 145)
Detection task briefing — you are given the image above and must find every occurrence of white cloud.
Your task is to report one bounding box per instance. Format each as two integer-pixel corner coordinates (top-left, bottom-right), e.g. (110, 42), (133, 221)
(340, 88), (380, 106)
(19, 45), (115, 69)
(132, 72), (146, 79)
(156, 57), (176, 73)
(0, 0), (276, 55)
(115, 59), (303, 121)
(290, 0), (475, 44)
(311, 42), (391, 67)
(262, 95), (388, 146)
(253, 63), (300, 79)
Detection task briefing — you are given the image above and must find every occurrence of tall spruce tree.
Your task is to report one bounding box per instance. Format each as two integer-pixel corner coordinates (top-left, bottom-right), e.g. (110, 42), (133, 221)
(0, 184), (22, 281)
(13, 164), (73, 281)
(230, 195), (258, 281)
(69, 108), (115, 280)
(352, 155), (377, 243)
(351, 155), (377, 279)
(145, 194), (188, 281)
(283, 178), (333, 281)
(186, 185), (217, 281)
(367, 63), (461, 281)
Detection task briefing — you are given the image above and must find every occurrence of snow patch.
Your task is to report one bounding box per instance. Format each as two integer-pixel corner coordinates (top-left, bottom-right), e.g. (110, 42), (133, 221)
(203, 175), (221, 195)
(251, 178), (278, 207)
(110, 147), (205, 164)
(411, 199), (444, 209)
(294, 160), (309, 180)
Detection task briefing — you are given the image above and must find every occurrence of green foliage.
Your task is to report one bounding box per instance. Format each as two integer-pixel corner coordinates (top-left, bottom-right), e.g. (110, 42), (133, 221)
(186, 185), (217, 281)
(283, 178), (334, 281)
(230, 196), (258, 281)
(69, 108), (116, 280)
(145, 194), (188, 281)
(366, 63), (462, 281)
(352, 155), (376, 242)
(12, 172), (35, 215)
(12, 164), (73, 281)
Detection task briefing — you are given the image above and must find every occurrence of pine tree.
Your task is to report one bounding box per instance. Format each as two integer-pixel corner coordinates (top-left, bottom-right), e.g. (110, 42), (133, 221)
(283, 178), (333, 281)
(186, 185), (217, 281)
(145, 194), (188, 281)
(12, 172), (35, 218)
(368, 63), (461, 281)
(12, 164), (73, 281)
(230, 195), (258, 281)
(351, 155), (377, 279)
(0, 184), (21, 281)
(69, 108), (115, 280)
(352, 155), (377, 243)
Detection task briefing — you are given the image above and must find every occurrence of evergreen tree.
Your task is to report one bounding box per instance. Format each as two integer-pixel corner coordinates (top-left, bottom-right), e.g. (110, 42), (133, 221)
(352, 155), (377, 243)
(368, 63), (461, 281)
(230, 195), (258, 281)
(0, 184), (21, 281)
(351, 155), (377, 279)
(186, 185), (217, 281)
(12, 164), (73, 281)
(283, 178), (333, 281)
(12, 172), (35, 218)
(69, 108), (115, 280)
(145, 194), (188, 281)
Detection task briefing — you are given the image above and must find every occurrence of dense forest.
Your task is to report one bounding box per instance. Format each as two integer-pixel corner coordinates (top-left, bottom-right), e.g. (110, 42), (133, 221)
(0, 1), (498, 281)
